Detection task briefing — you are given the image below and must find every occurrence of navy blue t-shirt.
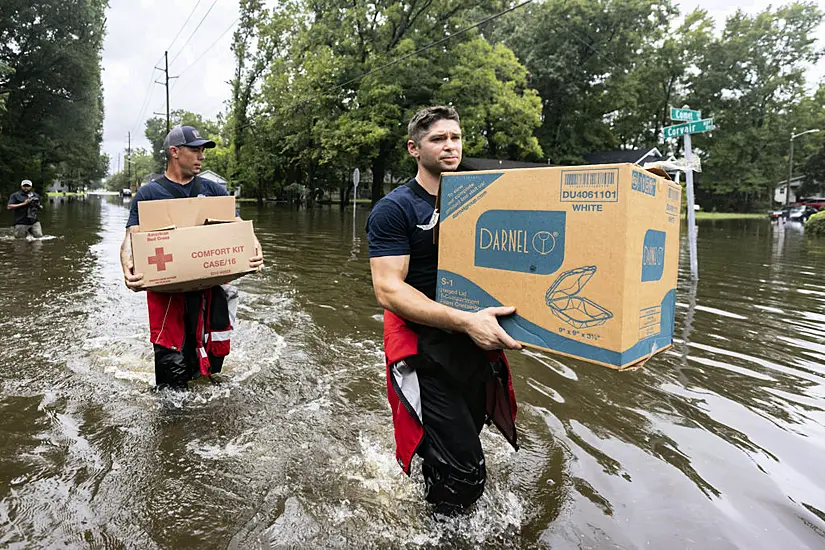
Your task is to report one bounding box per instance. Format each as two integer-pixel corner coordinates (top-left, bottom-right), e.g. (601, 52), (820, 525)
(8, 190), (40, 225)
(366, 179), (439, 299)
(126, 175), (229, 228)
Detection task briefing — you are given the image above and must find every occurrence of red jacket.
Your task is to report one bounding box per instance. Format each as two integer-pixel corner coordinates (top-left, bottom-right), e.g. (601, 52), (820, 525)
(383, 310), (518, 474)
(147, 287), (236, 376)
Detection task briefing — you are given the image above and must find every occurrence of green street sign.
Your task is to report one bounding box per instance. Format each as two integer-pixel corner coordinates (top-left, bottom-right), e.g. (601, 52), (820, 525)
(663, 118), (714, 139)
(670, 107), (702, 122)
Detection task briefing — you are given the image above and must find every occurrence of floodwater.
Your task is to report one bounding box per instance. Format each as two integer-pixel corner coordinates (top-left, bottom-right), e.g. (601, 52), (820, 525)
(1, 197), (824, 549)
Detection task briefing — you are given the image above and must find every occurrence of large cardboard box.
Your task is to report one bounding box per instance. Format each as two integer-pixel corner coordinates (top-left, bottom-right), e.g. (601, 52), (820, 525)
(436, 163), (681, 369)
(131, 196), (257, 293)
(137, 195), (236, 231)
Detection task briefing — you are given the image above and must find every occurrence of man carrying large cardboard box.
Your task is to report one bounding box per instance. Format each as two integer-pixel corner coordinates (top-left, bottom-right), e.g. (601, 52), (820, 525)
(366, 106), (519, 515)
(120, 125), (263, 390)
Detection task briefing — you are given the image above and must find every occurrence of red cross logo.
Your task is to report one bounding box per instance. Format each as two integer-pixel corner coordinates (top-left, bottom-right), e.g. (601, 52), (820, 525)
(147, 247), (174, 271)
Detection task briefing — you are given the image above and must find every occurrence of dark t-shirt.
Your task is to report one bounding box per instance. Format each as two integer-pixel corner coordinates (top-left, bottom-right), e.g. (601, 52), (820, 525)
(126, 175), (229, 228)
(8, 190), (39, 226)
(366, 178), (439, 299)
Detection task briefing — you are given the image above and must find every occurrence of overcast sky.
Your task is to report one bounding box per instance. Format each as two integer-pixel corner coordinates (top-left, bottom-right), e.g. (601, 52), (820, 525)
(101, 0), (825, 173)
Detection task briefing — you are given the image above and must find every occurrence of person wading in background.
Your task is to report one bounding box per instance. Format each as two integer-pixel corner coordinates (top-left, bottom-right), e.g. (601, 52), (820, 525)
(120, 125), (263, 390)
(7, 179), (44, 239)
(366, 106), (520, 515)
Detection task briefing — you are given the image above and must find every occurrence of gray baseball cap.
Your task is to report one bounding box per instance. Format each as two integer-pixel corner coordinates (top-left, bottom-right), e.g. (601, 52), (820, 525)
(163, 125), (216, 149)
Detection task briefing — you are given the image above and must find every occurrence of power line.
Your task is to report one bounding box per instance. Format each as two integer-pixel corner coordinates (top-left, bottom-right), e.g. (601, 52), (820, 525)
(130, 54), (165, 135)
(169, 0), (220, 66)
(166, 0), (203, 52)
(170, 0), (535, 136)
(173, 18), (239, 91)
(129, 0), (209, 136)
(155, 51), (179, 133)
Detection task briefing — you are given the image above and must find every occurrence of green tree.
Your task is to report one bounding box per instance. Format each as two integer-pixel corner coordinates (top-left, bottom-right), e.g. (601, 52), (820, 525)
(228, 0), (296, 189)
(610, 9), (714, 149)
(798, 83), (825, 197)
(106, 148), (154, 191)
(0, 0), (108, 196)
(688, 2), (823, 210)
(494, 0), (676, 164)
(436, 37), (542, 160)
(247, 0), (544, 205)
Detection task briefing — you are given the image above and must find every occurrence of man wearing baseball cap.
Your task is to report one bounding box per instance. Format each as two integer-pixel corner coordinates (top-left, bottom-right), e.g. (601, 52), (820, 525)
(7, 179), (44, 239)
(119, 125), (263, 390)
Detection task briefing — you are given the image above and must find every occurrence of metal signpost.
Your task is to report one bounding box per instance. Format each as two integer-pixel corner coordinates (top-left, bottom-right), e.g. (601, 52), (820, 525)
(352, 168), (360, 236)
(664, 106), (713, 281)
(352, 168), (360, 208)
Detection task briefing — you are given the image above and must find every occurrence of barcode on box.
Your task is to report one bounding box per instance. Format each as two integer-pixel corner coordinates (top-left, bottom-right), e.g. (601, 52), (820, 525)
(560, 168), (619, 202)
(565, 172), (614, 188)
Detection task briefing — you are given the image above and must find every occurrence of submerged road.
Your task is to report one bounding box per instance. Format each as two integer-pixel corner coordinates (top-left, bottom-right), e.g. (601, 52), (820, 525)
(0, 197), (824, 549)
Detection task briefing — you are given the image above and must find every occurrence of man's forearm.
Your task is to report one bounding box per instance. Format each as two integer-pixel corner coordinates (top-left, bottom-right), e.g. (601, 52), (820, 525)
(120, 231), (133, 271)
(379, 282), (468, 333)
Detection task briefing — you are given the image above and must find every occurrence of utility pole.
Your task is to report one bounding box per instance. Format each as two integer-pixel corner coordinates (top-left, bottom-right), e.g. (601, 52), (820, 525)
(155, 51), (178, 134)
(127, 131), (131, 189)
(786, 128), (795, 207)
(165, 52), (170, 133)
(785, 128), (821, 206)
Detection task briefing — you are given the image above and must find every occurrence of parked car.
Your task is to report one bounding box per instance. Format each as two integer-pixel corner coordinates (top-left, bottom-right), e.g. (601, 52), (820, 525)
(769, 206), (792, 220)
(788, 205), (818, 223)
(800, 197), (825, 210)
(119, 188), (132, 198)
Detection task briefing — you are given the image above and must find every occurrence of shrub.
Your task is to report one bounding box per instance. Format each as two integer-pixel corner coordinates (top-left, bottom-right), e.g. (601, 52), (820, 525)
(805, 211), (825, 236)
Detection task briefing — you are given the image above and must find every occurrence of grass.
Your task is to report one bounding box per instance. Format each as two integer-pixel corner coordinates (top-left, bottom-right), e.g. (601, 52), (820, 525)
(691, 212), (766, 220)
(45, 191), (86, 197)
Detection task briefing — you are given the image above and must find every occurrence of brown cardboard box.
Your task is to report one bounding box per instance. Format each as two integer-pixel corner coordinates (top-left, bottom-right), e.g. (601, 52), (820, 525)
(138, 195), (236, 231)
(436, 163), (681, 369)
(131, 196), (257, 292)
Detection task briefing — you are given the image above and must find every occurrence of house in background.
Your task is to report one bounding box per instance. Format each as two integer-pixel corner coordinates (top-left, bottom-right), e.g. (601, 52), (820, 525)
(774, 175), (825, 204)
(47, 181), (69, 194)
(774, 176), (804, 204)
(583, 147), (663, 166)
(199, 170), (228, 190)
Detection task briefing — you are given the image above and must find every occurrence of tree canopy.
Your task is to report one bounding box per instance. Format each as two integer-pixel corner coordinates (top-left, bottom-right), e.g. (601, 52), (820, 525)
(115, 0), (825, 211)
(0, 0), (108, 196)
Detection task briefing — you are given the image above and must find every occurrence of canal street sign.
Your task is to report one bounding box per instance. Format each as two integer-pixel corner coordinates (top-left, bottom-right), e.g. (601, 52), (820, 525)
(670, 106), (701, 122)
(663, 118), (714, 139)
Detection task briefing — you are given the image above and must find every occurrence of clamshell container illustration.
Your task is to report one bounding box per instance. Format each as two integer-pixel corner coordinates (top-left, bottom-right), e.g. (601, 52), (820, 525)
(545, 266), (613, 329)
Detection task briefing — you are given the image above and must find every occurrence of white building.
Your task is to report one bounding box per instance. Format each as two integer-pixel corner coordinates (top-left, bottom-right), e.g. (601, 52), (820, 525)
(774, 175), (816, 204)
(199, 170), (228, 190)
(47, 181), (69, 194)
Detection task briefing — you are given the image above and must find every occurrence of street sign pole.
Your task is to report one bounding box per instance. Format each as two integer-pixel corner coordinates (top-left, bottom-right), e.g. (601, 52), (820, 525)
(684, 133), (699, 280)
(352, 168), (360, 211)
(352, 168), (360, 238)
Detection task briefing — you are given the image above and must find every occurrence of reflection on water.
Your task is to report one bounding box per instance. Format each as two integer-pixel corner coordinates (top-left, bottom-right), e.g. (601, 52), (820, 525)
(0, 197), (823, 548)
